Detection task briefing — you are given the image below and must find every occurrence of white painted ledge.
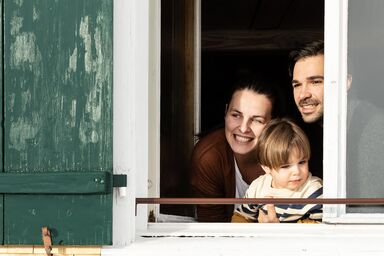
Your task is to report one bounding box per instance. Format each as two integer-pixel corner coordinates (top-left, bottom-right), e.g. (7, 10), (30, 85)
(103, 223), (384, 256)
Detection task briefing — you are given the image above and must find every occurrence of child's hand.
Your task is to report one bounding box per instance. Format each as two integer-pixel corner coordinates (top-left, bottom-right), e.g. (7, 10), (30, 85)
(257, 197), (280, 223)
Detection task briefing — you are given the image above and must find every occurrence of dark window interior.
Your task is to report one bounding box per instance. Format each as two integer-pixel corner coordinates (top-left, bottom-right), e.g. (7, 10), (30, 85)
(160, 0), (324, 219)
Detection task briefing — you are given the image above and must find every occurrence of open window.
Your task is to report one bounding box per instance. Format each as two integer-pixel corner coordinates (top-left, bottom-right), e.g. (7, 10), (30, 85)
(152, 0), (384, 224)
(105, 0), (384, 255)
(112, 0), (384, 249)
(157, 0), (324, 221)
(114, 0), (380, 244)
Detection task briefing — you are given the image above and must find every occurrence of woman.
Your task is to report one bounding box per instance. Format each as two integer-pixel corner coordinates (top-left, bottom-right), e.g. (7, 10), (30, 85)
(191, 77), (280, 222)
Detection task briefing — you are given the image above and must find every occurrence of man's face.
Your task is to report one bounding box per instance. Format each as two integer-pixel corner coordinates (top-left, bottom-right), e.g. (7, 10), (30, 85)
(292, 55), (324, 123)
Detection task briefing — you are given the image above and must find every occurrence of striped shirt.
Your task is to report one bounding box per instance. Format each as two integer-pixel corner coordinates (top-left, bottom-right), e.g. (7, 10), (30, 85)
(234, 173), (323, 223)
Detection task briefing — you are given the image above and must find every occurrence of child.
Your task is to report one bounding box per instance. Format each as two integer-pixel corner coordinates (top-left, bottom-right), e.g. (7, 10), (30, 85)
(231, 118), (323, 223)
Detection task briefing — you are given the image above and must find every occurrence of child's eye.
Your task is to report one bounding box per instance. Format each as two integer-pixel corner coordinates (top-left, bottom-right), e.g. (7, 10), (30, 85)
(299, 160), (307, 165)
(280, 164), (290, 169)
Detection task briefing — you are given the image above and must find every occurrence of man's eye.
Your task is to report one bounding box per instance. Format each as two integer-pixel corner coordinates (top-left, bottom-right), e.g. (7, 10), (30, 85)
(311, 80), (323, 85)
(292, 83), (300, 88)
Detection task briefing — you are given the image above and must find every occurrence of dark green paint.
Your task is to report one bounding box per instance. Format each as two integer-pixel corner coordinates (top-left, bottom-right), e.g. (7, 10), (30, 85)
(3, 0), (113, 245)
(113, 174), (127, 188)
(5, 194), (112, 245)
(0, 172), (112, 194)
(0, 0), (3, 245)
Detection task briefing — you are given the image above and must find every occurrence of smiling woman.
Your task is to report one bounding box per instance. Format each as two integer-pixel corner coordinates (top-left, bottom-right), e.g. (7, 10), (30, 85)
(190, 78), (281, 222)
(224, 90), (272, 155)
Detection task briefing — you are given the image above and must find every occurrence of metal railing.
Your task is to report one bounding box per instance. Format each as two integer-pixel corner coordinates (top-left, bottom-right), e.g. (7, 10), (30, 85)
(136, 197), (384, 205)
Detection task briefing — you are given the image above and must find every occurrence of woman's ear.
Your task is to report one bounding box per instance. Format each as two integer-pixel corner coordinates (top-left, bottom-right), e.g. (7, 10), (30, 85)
(261, 165), (271, 174)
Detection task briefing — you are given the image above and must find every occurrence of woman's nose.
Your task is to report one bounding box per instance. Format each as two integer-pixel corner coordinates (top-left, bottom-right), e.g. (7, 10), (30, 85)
(239, 119), (250, 133)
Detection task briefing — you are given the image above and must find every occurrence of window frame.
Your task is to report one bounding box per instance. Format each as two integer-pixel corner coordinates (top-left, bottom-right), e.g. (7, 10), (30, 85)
(110, 0), (384, 249)
(112, 0), (151, 245)
(322, 0), (349, 222)
(322, 0), (384, 223)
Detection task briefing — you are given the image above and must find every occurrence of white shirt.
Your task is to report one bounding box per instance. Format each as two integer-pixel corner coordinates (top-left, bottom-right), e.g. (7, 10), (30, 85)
(234, 158), (249, 209)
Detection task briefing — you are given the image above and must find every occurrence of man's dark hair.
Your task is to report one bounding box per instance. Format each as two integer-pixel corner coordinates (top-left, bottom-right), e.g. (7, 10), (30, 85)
(288, 40), (324, 77)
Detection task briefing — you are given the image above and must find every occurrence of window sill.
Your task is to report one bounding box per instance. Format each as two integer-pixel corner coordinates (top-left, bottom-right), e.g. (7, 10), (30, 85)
(140, 222), (384, 237)
(103, 223), (384, 256)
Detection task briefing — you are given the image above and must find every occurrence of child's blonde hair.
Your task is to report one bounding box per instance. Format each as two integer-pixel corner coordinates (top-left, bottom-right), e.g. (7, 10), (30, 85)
(256, 118), (310, 170)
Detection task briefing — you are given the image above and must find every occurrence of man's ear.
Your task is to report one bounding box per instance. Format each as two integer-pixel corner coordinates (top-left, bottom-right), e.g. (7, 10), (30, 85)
(347, 74), (352, 91)
(261, 165), (272, 174)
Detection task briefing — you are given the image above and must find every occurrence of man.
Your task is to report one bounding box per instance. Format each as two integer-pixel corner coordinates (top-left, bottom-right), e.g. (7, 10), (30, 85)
(288, 40), (384, 213)
(288, 41), (324, 124)
(287, 40), (324, 179)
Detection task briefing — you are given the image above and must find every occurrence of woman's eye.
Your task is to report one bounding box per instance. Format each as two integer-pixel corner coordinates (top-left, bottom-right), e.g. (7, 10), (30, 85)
(252, 118), (264, 124)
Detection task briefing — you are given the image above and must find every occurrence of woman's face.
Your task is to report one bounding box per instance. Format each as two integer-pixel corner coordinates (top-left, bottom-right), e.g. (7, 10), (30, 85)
(225, 89), (273, 155)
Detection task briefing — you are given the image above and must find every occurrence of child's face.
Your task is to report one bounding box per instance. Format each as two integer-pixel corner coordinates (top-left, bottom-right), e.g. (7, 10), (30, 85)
(266, 149), (309, 190)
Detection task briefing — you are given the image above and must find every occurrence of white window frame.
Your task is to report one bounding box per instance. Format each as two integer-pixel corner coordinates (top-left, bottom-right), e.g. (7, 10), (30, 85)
(111, 0), (151, 246)
(106, 0), (384, 253)
(322, 0), (384, 223)
(322, 0), (349, 222)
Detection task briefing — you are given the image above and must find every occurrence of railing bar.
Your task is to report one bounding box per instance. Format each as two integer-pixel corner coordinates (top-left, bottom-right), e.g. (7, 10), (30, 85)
(136, 198), (384, 205)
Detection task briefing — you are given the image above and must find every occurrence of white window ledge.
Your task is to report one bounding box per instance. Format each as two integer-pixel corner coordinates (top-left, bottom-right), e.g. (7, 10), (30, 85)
(103, 223), (384, 256)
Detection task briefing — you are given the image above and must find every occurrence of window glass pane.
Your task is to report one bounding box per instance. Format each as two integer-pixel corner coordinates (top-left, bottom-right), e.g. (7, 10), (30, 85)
(347, 0), (384, 213)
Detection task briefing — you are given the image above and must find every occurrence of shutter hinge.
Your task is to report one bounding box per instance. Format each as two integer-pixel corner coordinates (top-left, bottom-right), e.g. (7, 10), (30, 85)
(112, 174), (127, 187)
(113, 174), (127, 197)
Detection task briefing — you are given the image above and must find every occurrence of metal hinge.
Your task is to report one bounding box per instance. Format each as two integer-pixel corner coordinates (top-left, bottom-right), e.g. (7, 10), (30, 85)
(113, 174), (127, 197)
(112, 174), (127, 187)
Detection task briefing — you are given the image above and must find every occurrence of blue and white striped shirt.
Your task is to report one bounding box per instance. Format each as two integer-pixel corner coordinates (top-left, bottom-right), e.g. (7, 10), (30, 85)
(234, 173), (323, 223)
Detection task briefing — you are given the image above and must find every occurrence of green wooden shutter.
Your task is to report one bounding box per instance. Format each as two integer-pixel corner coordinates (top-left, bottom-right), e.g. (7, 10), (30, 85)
(2, 0), (113, 245)
(0, 0), (3, 245)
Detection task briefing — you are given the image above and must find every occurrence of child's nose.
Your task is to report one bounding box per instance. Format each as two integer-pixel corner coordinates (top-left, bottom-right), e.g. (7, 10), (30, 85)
(291, 165), (300, 175)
